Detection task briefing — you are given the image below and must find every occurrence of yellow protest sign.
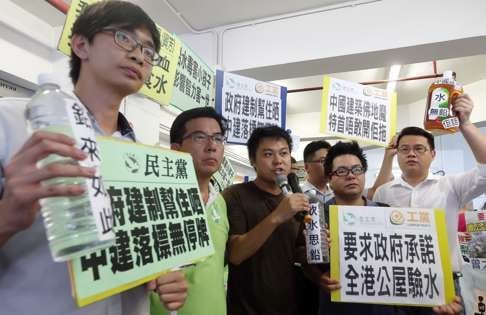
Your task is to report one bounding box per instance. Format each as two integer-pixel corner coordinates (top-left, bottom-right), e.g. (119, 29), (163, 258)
(57, 0), (94, 55)
(320, 76), (397, 147)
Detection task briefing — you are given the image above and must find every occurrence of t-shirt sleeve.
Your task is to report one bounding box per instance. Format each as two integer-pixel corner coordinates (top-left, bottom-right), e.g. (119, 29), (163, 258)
(294, 222), (306, 264)
(222, 186), (247, 235)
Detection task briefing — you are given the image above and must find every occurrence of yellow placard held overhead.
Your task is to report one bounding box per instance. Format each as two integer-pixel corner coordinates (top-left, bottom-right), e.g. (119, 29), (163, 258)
(320, 76), (397, 147)
(57, 0), (181, 106)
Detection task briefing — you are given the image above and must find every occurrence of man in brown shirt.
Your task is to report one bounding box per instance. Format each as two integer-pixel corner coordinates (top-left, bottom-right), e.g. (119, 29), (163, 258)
(223, 126), (310, 315)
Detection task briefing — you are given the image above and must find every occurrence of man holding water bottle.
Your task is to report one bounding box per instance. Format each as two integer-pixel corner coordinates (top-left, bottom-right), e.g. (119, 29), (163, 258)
(0, 1), (186, 314)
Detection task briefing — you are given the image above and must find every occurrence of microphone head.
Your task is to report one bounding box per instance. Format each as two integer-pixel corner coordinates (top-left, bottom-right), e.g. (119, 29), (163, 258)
(287, 172), (299, 184)
(287, 172), (302, 193)
(275, 174), (288, 188)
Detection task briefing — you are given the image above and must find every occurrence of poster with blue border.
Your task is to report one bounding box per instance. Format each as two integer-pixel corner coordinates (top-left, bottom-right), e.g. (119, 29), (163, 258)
(215, 70), (287, 145)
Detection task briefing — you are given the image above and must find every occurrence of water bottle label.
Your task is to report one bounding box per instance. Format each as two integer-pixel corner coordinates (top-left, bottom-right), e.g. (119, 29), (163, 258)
(66, 100), (114, 241)
(428, 87), (449, 120)
(305, 202), (329, 264)
(442, 117), (460, 129)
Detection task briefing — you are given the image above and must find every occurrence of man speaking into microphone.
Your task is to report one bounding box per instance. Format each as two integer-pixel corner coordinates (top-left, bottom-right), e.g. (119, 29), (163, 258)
(223, 126), (311, 315)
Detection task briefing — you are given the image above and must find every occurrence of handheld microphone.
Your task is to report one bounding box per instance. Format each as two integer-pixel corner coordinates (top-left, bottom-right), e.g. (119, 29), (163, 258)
(287, 173), (312, 223)
(287, 172), (302, 194)
(275, 174), (311, 223)
(275, 174), (292, 196)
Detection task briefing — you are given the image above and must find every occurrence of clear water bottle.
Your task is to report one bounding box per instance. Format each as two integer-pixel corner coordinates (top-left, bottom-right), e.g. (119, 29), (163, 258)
(25, 75), (114, 262)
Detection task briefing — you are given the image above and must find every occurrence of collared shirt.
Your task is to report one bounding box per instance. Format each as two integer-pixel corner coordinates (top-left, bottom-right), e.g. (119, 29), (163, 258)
(302, 180), (333, 204)
(0, 97), (146, 315)
(151, 183), (229, 315)
(373, 165), (486, 270)
(84, 102), (137, 142)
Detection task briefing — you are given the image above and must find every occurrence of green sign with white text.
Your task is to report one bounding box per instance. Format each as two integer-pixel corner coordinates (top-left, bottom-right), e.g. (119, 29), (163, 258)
(69, 137), (214, 307)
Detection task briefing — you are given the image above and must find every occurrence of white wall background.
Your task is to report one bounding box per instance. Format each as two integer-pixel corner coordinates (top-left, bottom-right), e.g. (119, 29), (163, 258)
(0, 0), (254, 176)
(1, 0), (486, 183)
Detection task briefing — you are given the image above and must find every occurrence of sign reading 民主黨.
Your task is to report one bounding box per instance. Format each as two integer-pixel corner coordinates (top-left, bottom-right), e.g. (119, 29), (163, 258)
(69, 137), (214, 307)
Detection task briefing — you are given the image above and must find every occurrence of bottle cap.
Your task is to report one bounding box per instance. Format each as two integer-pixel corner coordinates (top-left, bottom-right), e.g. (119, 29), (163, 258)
(37, 73), (60, 86)
(442, 70), (454, 79)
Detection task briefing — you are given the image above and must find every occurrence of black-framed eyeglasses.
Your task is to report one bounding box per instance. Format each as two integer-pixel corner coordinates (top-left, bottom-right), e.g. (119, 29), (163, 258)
(397, 145), (429, 155)
(103, 28), (160, 65)
(331, 165), (366, 177)
(182, 131), (225, 145)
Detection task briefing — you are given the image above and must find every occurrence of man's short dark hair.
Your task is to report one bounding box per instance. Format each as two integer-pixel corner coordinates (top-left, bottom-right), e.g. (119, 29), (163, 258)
(291, 156), (297, 164)
(69, 0), (161, 85)
(170, 107), (227, 144)
(397, 126), (435, 150)
(303, 140), (332, 162)
(324, 141), (367, 177)
(247, 126), (292, 161)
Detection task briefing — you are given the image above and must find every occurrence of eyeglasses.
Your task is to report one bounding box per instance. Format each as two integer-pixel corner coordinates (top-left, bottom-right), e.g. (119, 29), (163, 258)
(182, 131), (225, 145)
(103, 29), (160, 65)
(331, 165), (366, 177)
(397, 145), (429, 155)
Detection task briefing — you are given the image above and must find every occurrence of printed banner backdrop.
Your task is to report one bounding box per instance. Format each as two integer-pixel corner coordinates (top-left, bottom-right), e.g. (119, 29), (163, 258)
(329, 206), (455, 307)
(215, 70), (287, 145)
(58, 0), (181, 106)
(170, 39), (215, 111)
(320, 76), (397, 147)
(210, 156), (236, 193)
(69, 137), (215, 307)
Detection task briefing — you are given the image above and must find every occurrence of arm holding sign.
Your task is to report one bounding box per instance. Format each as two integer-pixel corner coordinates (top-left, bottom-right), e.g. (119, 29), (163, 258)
(147, 271), (188, 311)
(432, 297), (463, 315)
(303, 229), (462, 315)
(299, 224), (341, 292)
(298, 258), (341, 293)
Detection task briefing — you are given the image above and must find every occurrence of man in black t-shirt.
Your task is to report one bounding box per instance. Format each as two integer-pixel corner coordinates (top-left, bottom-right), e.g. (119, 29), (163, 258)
(223, 126), (311, 315)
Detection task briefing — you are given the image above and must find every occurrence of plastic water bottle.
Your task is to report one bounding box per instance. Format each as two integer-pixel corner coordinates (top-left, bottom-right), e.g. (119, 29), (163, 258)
(25, 75), (114, 262)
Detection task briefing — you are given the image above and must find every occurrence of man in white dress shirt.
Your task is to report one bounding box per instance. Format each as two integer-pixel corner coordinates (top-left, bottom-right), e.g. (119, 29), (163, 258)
(302, 140), (333, 203)
(373, 94), (486, 314)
